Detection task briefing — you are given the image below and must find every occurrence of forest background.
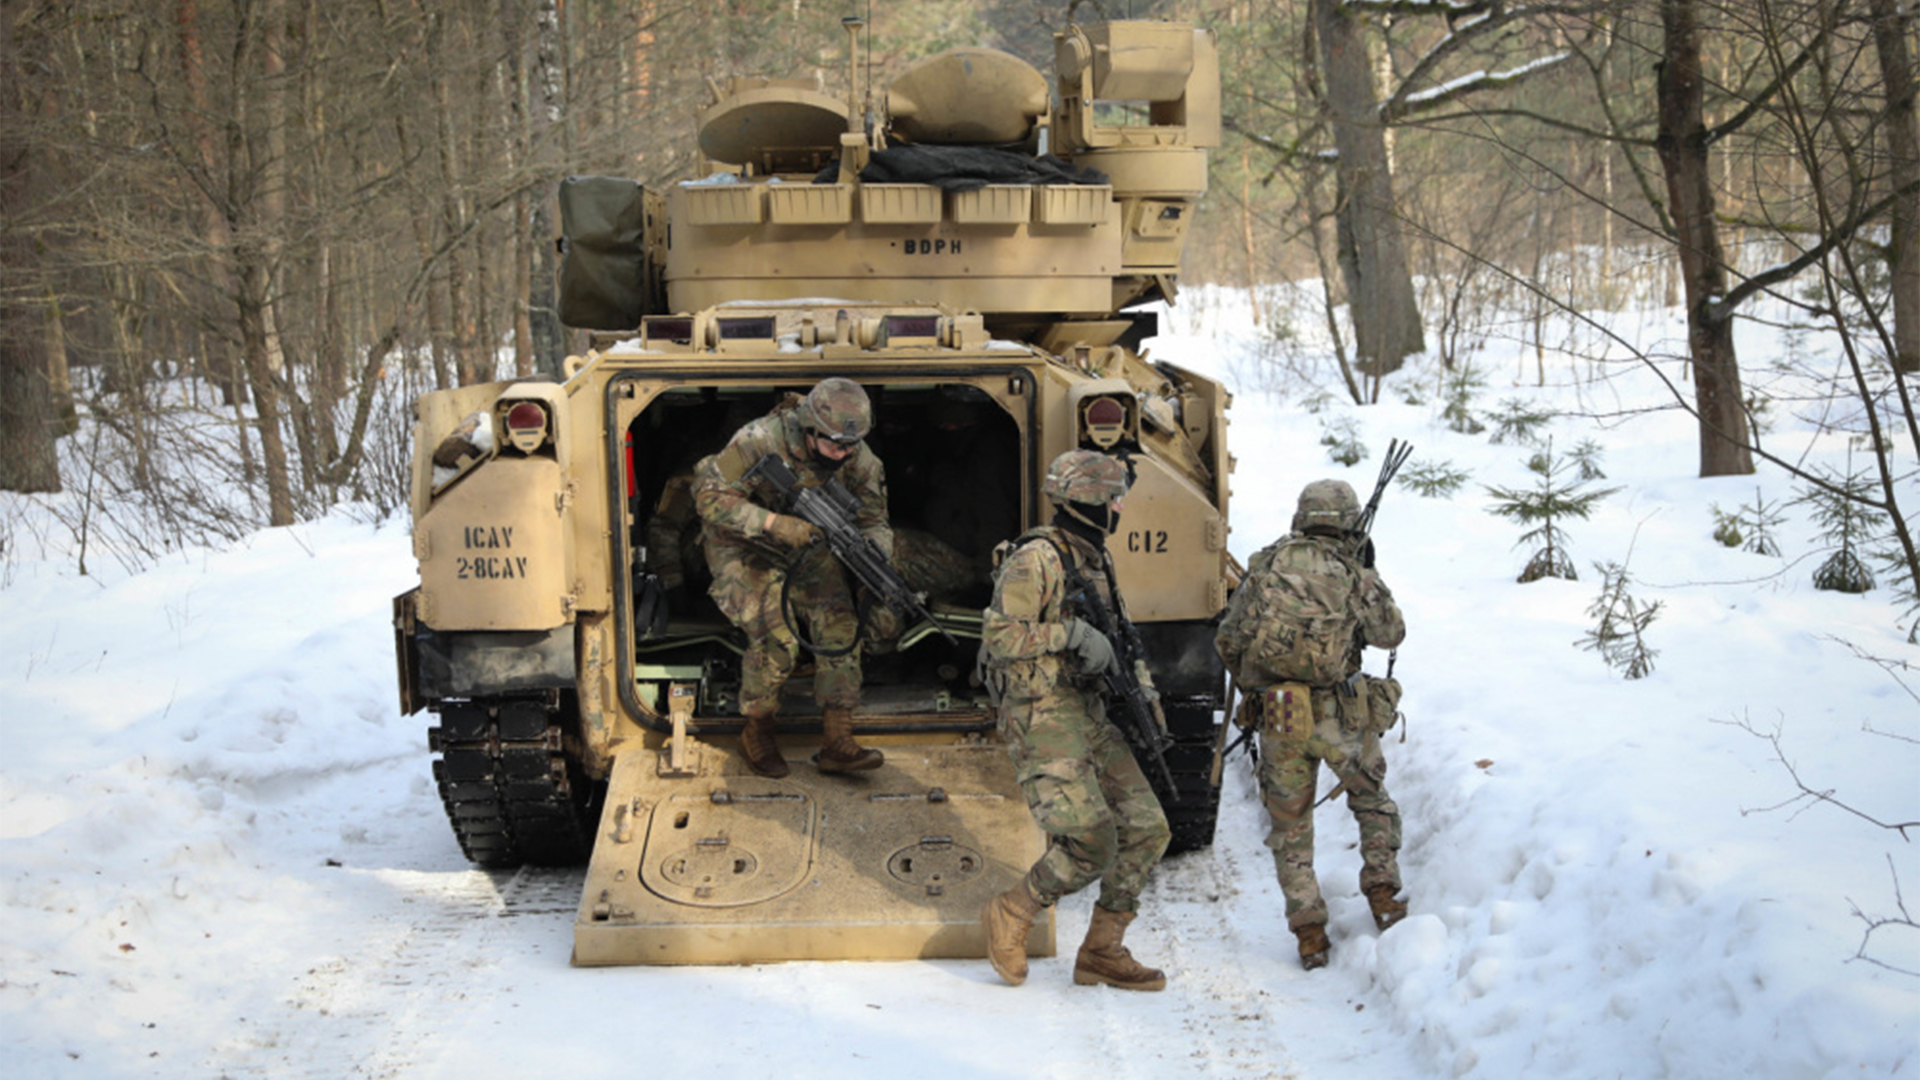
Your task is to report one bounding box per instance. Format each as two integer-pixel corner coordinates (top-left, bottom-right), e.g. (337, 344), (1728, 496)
(1, 0), (1917, 594)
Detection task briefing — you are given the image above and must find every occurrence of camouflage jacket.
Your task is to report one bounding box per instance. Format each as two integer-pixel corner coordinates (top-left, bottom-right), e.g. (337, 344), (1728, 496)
(692, 401), (892, 561)
(1215, 532), (1405, 689)
(644, 471), (700, 588)
(983, 525), (1156, 699)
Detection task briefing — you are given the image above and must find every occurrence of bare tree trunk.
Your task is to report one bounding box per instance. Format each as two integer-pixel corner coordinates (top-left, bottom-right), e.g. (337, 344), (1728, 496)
(178, 0), (247, 407)
(1240, 140), (1264, 327)
(230, 0), (296, 525)
(1871, 0), (1920, 373)
(1656, 0), (1754, 477)
(260, 0), (288, 389)
(1305, 168), (1365, 404)
(530, 0), (567, 377)
(395, 106), (455, 392)
(1310, 0), (1424, 376)
(1602, 149), (1615, 289)
(414, 202), (455, 392)
(502, 0), (535, 378)
(430, 13), (478, 386)
(45, 288), (76, 436)
(0, 0), (61, 493)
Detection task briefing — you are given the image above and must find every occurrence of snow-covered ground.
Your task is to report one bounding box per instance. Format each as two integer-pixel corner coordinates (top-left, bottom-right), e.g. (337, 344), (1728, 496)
(3, 287), (1917, 1079)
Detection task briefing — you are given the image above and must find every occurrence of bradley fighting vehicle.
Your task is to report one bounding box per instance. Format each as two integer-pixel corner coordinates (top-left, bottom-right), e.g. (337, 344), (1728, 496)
(393, 18), (1233, 965)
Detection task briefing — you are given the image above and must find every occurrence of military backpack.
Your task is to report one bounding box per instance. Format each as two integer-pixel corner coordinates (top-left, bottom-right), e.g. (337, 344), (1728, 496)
(1238, 537), (1362, 687)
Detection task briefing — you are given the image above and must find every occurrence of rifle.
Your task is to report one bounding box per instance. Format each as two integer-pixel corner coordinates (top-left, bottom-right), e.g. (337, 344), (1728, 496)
(1047, 538), (1179, 803)
(1353, 438), (1411, 674)
(744, 453), (957, 646)
(1355, 438), (1414, 549)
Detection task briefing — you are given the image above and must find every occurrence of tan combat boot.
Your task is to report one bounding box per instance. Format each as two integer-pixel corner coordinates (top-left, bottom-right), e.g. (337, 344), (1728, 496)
(1295, 922), (1330, 970)
(816, 706), (883, 773)
(1366, 884), (1408, 932)
(737, 706), (789, 778)
(1072, 906), (1167, 991)
(982, 882), (1045, 986)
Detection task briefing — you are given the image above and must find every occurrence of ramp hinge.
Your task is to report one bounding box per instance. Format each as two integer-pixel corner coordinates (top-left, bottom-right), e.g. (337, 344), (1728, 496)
(659, 682), (698, 777)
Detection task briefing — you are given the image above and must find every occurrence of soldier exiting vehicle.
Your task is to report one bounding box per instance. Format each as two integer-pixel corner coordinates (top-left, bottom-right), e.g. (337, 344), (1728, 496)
(978, 449), (1172, 991)
(1214, 479), (1410, 970)
(691, 378), (889, 777)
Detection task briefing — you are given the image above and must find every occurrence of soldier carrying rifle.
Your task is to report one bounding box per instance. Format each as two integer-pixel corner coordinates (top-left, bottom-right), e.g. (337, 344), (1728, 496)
(978, 449), (1173, 992)
(1214, 447), (1412, 971)
(691, 377), (890, 777)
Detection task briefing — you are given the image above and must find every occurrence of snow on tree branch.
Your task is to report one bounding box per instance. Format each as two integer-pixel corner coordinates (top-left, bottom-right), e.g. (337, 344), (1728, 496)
(1383, 53), (1573, 123)
(1343, 0), (1493, 17)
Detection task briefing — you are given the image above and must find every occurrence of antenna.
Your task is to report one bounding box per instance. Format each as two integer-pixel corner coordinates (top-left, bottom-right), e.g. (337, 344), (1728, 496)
(866, 0), (876, 137)
(841, 15), (865, 137)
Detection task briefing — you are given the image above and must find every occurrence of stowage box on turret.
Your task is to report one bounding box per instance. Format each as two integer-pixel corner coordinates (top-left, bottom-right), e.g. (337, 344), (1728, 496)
(393, 18), (1233, 966)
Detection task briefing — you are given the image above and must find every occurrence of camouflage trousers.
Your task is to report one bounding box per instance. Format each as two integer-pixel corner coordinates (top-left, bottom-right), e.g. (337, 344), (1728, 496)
(999, 681), (1171, 913)
(1255, 685), (1401, 930)
(705, 538), (861, 714)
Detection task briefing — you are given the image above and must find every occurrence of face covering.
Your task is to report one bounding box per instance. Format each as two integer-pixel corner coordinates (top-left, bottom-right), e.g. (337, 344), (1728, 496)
(809, 432), (853, 471)
(1056, 501), (1119, 542)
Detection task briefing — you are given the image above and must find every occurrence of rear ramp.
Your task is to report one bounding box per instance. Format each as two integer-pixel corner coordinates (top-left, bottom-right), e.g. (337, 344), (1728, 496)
(573, 736), (1054, 965)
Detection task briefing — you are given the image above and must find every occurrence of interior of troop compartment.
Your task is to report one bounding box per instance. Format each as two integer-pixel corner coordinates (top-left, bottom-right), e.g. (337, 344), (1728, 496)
(618, 380), (1026, 727)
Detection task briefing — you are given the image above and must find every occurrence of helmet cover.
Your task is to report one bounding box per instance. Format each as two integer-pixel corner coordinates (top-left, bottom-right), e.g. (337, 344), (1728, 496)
(1044, 449), (1130, 505)
(803, 377), (873, 445)
(1292, 478), (1361, 535)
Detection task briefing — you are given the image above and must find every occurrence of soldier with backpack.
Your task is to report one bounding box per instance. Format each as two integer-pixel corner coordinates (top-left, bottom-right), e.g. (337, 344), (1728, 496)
(1214, 479), (1409, 970)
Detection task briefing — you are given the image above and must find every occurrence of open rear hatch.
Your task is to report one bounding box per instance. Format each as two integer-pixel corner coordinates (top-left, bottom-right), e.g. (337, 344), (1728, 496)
(573, 731), (1051, 964)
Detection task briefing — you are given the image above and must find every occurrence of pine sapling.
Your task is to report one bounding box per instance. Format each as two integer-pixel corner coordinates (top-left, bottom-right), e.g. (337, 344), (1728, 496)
(1794, 463), (1886, 594)
(1730, 487), (1786, 557)
(1440, 365), (1487, 435)
(1487, 398), (1557, 445)
(1397, 458), (1471, 499)
(1485, 439), (1621, 583)
(1578, 559), (1662, 678)
(1709, 503), (1744, 548)
(1319, 415), (1369, 466)
(1568, 438), (1607, 480)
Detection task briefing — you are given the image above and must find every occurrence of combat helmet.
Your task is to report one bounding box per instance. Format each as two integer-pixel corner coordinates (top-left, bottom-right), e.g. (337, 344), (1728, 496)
(801, 377), (873, 445)
(1044, 449), (1130, 505)
(1292, 479), (1361, 536)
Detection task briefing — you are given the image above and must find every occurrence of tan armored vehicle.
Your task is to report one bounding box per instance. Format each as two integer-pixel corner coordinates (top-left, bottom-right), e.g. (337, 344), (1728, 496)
(394, 18), (1230, 965)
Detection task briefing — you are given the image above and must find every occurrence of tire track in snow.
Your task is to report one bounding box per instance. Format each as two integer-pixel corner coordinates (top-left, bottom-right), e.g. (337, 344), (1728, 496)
(1138, 846), (1305, 1080)
(206, 867), (582, 1079)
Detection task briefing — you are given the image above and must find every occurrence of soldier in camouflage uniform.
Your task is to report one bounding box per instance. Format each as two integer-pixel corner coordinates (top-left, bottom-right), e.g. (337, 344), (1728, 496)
(979, 449), (1172, 992)
(1214, 479), (1408, 970)
(645, 472), (703, 608)
(692, 378), (890, 777)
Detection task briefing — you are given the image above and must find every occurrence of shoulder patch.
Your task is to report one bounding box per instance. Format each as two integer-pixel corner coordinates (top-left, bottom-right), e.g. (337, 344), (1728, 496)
(995, 554), (1048, 619)
(714, 442), (752, 484)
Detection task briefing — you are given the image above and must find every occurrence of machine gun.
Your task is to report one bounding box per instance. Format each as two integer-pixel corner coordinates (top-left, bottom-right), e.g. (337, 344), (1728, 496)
(1049, 539), (1179, 803)
(744, 453), (957, 647)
